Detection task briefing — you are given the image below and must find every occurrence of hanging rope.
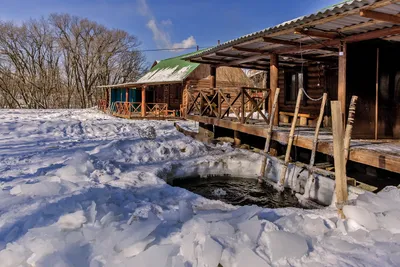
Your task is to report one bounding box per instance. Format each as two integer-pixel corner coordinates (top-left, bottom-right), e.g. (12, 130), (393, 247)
(299, 40), (324, 102)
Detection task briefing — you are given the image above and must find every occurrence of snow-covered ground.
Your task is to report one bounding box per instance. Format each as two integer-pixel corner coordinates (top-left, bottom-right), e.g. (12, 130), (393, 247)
(1, 109), (400, 267)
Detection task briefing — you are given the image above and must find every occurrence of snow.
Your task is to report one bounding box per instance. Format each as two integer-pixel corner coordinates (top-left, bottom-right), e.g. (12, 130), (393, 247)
(136, 66), (193, 84)
(0, 109), (400, 266)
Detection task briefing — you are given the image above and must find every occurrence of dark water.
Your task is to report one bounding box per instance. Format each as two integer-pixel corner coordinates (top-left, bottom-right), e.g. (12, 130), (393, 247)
(171, 176), (304, 209)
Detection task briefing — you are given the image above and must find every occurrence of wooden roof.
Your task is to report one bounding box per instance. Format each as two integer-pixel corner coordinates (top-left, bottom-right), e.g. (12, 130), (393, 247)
(184, 0), (400, 70)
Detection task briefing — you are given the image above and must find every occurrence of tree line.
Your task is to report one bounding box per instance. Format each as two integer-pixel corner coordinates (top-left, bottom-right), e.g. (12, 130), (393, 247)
(0, 14), (147, 108)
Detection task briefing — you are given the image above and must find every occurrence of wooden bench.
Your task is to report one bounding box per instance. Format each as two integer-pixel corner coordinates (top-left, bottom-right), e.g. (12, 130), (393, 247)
(279, 111), (316, 126)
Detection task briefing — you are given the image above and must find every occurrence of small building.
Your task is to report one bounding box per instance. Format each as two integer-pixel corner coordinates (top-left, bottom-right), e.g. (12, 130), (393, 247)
(98, 50), (251, 118)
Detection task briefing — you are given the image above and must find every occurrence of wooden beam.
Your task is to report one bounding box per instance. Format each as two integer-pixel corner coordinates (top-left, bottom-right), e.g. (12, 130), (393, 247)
(294, 28), (339, 39)
(232, 46), (264, 53)
(262, 37), (300, 46)
(228, 54), (269, 65)
(215, 52), (246, 58)
(360, 9), (400, 24)
(270, 53), (279, 125)
(338, 41), (347, 117)
(276, 25), (400, 54)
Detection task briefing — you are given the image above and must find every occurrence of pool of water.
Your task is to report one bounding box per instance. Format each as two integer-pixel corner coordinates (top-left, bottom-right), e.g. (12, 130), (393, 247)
(171, 176), (304, 209)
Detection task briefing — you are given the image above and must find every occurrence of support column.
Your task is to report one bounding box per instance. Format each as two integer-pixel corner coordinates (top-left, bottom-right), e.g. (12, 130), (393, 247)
(270, 53), (279, 125)
(125, 88), (129, 102)
(210, 65), (217, 117)
(234, 130), (241, 146)
(141, 86), (146, 117)
(338, 41), (347, 120)
(210, 66), (217, 88)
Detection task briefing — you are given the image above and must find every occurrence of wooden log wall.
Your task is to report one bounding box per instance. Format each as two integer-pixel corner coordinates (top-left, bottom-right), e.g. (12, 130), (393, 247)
(278, 63), (328, 115)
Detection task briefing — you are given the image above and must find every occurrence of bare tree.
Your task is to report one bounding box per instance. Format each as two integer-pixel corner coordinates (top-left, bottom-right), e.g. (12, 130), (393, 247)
(0, 14), (146, 109)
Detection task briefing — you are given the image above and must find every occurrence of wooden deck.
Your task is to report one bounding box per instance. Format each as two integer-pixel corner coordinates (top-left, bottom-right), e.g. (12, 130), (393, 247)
(187, 114), (400, 174)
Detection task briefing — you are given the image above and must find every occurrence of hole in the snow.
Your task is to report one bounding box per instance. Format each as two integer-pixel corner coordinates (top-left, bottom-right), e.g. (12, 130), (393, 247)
(170, 176), (305, 209)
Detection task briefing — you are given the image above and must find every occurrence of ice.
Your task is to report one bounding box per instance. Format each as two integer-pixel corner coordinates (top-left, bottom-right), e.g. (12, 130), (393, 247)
(10, 181), (62, 196)
(179, 200), (193, 223)
(87, 201), (97, 224)
(123, 244), (179, 267)
(121, 235), (155, 258)
(100, 211), (116, 227)
(209, 221), (235, 238)
(57, 210), (87, 230)
(56, 151), (94, 183)
(167, 255), (186, 267)
(197, 236), (223, 267)
(236, 248), (269, 267)
(369, 229), (392, 242)
(115, 219), (161, 252)
(303, 216), (329, 236)
(343, 205), (378, 230)
(237, 219), (264, 243)
(263, 231), (309, 262)
(377, 210), (400, 233)
(377, 186), (400, 202)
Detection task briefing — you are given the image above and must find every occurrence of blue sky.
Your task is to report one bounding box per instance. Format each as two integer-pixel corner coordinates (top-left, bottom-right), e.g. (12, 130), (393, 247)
(0, 0), (340, 66)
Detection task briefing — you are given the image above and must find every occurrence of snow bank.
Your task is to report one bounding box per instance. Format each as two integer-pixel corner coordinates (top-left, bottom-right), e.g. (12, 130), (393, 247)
(1, 109), (400, 267)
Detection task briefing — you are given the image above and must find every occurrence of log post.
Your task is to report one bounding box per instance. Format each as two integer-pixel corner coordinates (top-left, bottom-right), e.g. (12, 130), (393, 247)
(338, 41), (347, 121)
(234, 131), (241, 146)
(260, 88), (280, 178)
(210, 66), (217, 89)
(375, 48), (379, 140)
(303, 93), (328, 199)
(210, 66), (217, 117)
(240, 87), (245, 124)
(141, 86), (146, 117)
(125, 88), (129, 102)
(270, 53), (279, 125)
(344, 96), (358, 164)
(217, 89), (222, 119)
(331, 100), (348, 218)
(278, 89), (303, 190)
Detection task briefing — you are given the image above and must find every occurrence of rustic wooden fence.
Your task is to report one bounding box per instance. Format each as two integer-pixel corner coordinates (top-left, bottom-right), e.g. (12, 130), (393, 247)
(186, 87), (270, 124)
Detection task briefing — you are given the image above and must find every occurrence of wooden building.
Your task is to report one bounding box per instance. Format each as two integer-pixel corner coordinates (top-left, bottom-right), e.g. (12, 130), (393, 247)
(182, 0), (400, 177)
(184, 0), (400, 140)
(98, 51), (251, 118)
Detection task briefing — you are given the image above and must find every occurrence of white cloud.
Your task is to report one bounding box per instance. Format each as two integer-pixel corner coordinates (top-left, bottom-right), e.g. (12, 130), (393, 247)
(146, 19), (171, 48)
(137, 0), (151, 17)
(172, 36), (196, 49)
(137, 0), (196, 52)
(161, 19), (172, 26)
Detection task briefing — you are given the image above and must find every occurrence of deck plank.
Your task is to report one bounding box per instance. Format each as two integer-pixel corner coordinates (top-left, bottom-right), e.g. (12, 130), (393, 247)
(187, 114), (400, 174)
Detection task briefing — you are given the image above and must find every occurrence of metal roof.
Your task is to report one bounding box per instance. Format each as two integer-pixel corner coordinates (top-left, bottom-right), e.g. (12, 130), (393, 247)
(98, 49), (210, 89)
(184, 0), (400, 69)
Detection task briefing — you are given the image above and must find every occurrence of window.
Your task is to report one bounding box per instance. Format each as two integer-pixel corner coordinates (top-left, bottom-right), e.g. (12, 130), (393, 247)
(285, 70), (304, 102)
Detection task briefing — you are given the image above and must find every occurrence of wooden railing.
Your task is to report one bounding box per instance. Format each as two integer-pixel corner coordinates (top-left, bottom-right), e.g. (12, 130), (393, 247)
(186, 87), (270, 124)
(110, 101), (170, 118)
(97, 99), (108, 112)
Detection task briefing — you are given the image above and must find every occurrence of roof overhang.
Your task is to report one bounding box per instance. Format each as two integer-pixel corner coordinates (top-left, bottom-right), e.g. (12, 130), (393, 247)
(184, 0), (400, 69)
(97, 80), (184, 89)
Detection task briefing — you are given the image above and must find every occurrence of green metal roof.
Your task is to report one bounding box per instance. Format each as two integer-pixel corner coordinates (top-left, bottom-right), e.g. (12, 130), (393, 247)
(136, 49), (210, 84)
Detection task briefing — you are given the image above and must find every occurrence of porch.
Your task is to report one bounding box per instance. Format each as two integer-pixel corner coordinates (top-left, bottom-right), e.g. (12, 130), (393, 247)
(185, 87), (400, 175)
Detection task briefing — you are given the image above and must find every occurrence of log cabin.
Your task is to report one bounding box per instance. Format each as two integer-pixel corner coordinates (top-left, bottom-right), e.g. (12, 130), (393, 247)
(182, 0), (400, 184)
(97, 50), (251, 118)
